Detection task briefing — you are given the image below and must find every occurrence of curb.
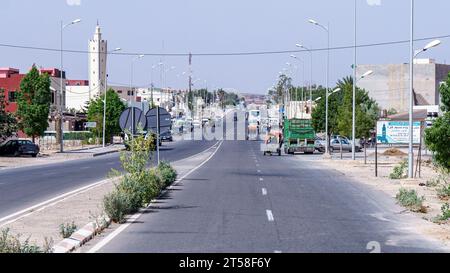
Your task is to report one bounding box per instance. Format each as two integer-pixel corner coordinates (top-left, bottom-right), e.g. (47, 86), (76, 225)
(92, 149), (124, 157)
(52, 218), (111, 253)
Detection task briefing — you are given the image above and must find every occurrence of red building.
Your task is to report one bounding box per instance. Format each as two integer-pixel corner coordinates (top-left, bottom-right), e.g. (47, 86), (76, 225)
(0, 68), (24, 113)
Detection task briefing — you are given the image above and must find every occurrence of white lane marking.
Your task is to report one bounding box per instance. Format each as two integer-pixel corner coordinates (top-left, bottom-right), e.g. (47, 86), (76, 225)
(88, 141), (224, 253)
(266, 210), (274, 222)
(257, 170), (261, 173)
(0, 179), (111, 227)
(274, 250), (282, 254)
(262, 188), (267, 196)
(259, 178), (264, 182)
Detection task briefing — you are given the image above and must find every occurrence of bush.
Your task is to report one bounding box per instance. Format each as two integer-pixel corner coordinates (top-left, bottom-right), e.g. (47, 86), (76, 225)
(59, 222), (78, 239)
(0, 229), (52, 253)
(103, 190), (131, 224)
(117, 176), (146, 213)
(157, 161), (178, 188)
(396, 188), (427, 213)
(427, 173), (449, 188)
(389, 161), (408, 180)
(140, 170), (162, 205)
(437, 184), (450, 200)
(438, 203), (450, 221)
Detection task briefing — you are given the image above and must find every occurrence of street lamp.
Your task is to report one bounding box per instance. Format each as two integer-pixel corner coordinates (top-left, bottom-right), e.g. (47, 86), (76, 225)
(130, 54), (145, 136)
(309, 18), (330, 154)
(103, 47), (122, 148)
(408, 37), (441, 177)
(295, 44), (314, 114)
(60, 18), (81, 153)
(350, 69), (374, 159)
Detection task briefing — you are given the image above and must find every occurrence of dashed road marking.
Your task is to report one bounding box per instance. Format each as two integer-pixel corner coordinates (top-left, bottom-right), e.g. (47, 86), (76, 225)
(257, 170), (261, 173)
(274, 250), (282, 254)
(266, 210), (274, 222)
(262, 188), (267, 196)
(259, 178), (264, 182)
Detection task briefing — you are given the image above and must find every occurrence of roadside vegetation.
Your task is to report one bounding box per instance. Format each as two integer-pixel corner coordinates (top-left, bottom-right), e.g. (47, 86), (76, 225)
(0, 228), (53, 253)
(389, 161), (408, 180)
(59, 222), (78, 239)
(103, 135), (178, 224)
(396, 188), (427, 213)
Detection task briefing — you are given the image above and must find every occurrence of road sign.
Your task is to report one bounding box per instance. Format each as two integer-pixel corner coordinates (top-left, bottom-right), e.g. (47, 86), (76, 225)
(84, 122), (97, 128)
(119, 107), (147, 135)
(377, 121), (421, 144)
(146, 107), (172, 134)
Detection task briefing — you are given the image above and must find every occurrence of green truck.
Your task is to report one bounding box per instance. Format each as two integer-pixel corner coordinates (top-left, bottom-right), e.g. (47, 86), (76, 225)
(283, 119), (316, 154)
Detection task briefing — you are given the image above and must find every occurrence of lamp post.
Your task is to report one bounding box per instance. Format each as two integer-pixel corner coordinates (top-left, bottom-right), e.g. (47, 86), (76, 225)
(103, 47), (122, 148)
(408, 38), (441, 178)
(130, 54), (145, 136)
(352, 0), (358, 161)
(295, 44), (313, 114)
(351, 69), (374, 158)
(60, 19), (81, 153)
(309, 19), (330, 154)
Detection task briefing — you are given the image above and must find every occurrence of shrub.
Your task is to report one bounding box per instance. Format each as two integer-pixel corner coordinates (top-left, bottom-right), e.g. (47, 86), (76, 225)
(437, 184), (450, 200)
(59, 222), (78, 239)
(140, 170), (162, 204)
(396, 188), (427, 213)
(0, 229), (51, 253)
(438, 203), (450, 221)
(389, 161), (408, 180)
(117, 176), (146, 213)
(103, 190), (131, 224)
(157, 161), (178, 188)
(427, 173), (450, 188)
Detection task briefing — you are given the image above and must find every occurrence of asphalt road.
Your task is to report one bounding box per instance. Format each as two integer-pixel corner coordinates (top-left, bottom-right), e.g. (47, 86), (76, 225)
(0, 139), (217, 219)
(96, 139), (447, 253)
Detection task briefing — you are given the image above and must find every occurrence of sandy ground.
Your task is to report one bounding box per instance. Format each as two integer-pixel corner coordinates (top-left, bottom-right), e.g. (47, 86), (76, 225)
(307, 152), (450, 246)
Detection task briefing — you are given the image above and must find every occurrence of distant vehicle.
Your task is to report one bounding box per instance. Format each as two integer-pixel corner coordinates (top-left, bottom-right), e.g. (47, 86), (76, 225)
(248, 110), (261, 124)
(202, 118), (210, 127)
(160, 130), (173, 142)
(0, 140), (40, 157)
(331, 136), (362, 153)
(193, 120), (202, 128)
(262, 132), (282, 156)
(283, 119), (315, 155)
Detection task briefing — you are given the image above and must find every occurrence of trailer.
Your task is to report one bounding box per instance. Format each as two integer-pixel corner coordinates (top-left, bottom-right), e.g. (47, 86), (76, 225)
(283, 119), (315, 154)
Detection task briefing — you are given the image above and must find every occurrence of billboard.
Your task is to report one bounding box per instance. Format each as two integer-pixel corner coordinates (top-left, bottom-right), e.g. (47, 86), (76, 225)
(377, 121), (421, 144)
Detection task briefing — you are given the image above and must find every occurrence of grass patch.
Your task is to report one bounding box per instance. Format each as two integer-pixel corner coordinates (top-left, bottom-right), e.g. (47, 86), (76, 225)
(396, 188), (427, 213)
(59, 222), (77, 239)
(437, 184), (450, 200)
(0, 229), (53, 253)
(389, 161), (408, 180)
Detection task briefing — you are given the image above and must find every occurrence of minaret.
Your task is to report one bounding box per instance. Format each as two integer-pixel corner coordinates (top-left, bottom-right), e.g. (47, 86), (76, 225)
(88, 22), (108, 99)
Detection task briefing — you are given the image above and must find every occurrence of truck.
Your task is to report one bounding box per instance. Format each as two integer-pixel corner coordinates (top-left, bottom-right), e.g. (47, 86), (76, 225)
(283, 118), (315, 154)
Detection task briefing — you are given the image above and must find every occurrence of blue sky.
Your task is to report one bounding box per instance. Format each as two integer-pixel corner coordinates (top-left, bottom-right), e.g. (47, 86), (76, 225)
(0, 0), (449, 94)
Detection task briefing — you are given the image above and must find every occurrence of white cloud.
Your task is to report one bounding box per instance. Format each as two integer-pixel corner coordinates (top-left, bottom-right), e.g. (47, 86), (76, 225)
(66, 0), (81, 6)
(367, 0), (381, 6)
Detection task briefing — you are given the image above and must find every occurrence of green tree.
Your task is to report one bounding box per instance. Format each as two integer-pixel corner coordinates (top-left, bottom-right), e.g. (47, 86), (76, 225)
(425, 73), (450, 170)
(311, 86), (343, 137)
(335, 77), (379, 138)
(0, 88), (18, 143)
(16, 65), (51, 143)
(86, 89), (126, 144)
(270, 74), (292, 104)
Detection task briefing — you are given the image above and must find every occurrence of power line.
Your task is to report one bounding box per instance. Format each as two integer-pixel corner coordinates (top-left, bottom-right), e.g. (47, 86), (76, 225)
(0, 34), (449, 57)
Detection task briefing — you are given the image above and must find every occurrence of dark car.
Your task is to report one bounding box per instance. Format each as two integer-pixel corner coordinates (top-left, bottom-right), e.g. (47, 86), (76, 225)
(160, 130), (173, 142)
(0, 140), (40, 157)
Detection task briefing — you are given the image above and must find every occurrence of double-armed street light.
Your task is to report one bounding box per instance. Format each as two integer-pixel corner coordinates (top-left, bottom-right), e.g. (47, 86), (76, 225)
(309, 18), (331, 154)
(130, 54), (145, 136)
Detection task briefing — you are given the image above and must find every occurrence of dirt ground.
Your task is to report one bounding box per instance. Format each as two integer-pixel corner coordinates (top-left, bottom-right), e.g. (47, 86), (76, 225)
(315, 153), (450, 246)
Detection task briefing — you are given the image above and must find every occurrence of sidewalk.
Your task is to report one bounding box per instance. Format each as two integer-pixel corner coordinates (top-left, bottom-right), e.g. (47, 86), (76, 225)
(0, 145), (125, 170)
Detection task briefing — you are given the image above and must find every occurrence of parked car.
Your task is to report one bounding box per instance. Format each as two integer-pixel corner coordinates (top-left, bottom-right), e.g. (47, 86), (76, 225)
(0, 140), (40, 157)
(329, 136), (362, 153)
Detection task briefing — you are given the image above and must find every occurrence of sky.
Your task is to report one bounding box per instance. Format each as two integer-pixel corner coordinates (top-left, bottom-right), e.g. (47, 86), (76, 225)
(0, 0), (449, 94)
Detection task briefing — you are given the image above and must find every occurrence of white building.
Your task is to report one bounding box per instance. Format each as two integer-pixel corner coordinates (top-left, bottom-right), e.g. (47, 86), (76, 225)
(66, 80), (90, 111)
(88, 24), (107, 98)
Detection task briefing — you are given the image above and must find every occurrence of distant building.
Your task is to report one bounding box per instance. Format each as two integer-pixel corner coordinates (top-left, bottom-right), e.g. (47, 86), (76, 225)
(357, 59), (450, 115)
(0, 67), (66, 114)
(66, 80), (90, 111)
(88, 24), (107, 98)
